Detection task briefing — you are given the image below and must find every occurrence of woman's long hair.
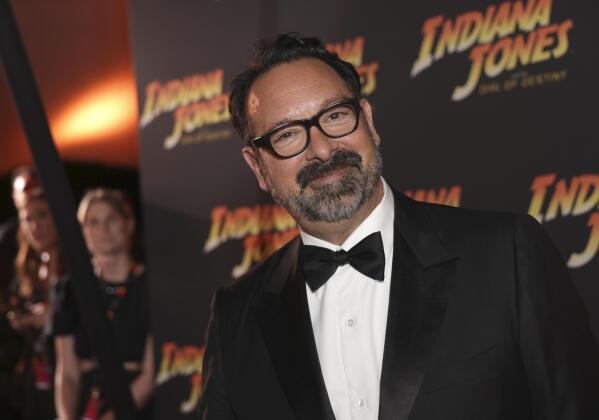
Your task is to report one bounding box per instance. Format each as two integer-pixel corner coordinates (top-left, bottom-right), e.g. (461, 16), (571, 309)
(14, 223), (64, 301)
(14, 228), (41, 300)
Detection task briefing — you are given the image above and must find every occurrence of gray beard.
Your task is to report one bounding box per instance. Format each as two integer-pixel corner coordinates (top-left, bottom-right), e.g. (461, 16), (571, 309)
(265, 147), (383, 223)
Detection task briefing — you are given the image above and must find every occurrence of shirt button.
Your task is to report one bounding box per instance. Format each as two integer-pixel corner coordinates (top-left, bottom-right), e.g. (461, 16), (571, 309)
(345, 318), (355, 327)
(356, 398), (365, 408)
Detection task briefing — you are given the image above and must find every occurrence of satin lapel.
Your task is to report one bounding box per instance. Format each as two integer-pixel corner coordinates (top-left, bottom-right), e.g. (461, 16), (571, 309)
(253, 238), (335, 420)
(379, 191), (459, 420)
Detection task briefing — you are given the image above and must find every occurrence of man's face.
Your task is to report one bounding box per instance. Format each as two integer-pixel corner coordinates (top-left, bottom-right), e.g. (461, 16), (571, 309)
(242, 58), (383, 224)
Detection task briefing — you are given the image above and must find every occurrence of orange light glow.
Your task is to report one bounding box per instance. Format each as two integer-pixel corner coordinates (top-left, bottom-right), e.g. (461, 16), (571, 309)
(52, 75), (137, 145)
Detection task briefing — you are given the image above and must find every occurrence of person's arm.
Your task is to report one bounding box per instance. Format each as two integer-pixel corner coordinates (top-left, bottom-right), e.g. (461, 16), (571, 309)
(514, 214), (599, 419)
(54, 335), (80, 420)
(198, 287), (236, 419)
(130, 335), (154, 408)
(98, 339), (154, 420)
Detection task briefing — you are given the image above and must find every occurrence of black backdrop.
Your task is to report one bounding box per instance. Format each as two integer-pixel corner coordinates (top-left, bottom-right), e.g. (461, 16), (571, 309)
(128, 0), (599, 417)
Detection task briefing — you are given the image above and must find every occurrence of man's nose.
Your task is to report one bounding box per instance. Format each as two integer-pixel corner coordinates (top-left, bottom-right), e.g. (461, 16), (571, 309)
(304, 126), (337, 161)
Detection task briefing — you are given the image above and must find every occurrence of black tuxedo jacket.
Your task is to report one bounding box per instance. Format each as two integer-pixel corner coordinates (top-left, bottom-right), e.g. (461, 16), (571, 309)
(198, 191), (599, 420)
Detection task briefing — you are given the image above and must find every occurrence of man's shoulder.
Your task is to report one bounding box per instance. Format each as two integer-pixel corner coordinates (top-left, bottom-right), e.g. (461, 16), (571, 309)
(396, 191), (527, 242)
(424, 200), (518, 229)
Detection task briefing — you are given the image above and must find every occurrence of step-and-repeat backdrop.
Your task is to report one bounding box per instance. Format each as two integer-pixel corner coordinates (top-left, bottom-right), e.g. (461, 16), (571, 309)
(128, 0), (598, 417)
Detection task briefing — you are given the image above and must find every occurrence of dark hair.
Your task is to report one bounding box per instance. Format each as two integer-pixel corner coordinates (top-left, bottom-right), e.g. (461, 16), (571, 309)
(229, 33), (362, 142)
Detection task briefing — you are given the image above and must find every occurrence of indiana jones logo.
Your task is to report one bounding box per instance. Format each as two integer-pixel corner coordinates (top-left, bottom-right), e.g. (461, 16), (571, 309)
(529, 173), (599, 268)
(156, 342), (204, 413)
(139, 69), (230, 150)
(411, 0), (573, 101)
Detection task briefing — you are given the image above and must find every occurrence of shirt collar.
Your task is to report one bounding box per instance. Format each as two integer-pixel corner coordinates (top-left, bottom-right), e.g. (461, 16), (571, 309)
(299, 178), (395, 269)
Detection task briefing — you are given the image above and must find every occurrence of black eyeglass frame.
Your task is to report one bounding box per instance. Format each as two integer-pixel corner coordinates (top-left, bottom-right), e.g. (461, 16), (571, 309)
(247, 97), (362, 159)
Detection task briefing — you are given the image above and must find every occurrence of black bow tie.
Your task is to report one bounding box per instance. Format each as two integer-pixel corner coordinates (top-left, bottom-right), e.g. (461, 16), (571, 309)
(300, 231), (385, 292)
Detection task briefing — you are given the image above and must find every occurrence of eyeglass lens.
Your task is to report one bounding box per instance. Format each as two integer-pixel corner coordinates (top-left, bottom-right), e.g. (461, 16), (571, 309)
(270, 103), (357, 157)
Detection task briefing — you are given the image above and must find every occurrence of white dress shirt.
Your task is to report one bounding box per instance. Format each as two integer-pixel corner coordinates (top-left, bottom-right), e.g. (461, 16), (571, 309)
(300, 178), (395, 420)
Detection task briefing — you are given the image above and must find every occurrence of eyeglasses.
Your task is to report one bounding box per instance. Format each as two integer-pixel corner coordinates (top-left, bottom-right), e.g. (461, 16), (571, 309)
(248, 97), (361, 159)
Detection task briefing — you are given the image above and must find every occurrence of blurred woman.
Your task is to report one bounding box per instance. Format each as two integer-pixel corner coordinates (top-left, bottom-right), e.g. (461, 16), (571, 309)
(54, 188), (153, 420)
(6, 166), (62, 419)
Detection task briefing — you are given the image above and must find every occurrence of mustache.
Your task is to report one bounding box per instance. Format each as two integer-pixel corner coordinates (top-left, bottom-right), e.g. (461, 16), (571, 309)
(296, 150), (363, 188)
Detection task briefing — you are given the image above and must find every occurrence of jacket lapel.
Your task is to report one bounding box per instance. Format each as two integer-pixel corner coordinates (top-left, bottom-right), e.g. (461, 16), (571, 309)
(379, 191), (460, 420)
(252, 237), (335, 420)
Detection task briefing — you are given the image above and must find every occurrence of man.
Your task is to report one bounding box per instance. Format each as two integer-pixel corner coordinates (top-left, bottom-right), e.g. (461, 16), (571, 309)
(199, 33), (599, 420)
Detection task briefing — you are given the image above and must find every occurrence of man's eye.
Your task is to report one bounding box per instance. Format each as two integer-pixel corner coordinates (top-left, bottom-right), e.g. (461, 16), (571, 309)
(324, 109), (350, 123)
(272, 129), (301, 144)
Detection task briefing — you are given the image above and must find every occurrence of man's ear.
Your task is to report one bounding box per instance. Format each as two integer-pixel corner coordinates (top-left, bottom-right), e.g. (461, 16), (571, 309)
(242, 146), (269, 191)
(360, 98), (381, 146)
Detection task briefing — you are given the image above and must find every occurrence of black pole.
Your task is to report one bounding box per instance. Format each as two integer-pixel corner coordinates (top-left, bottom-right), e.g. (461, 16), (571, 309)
(0, 1), (139, 418)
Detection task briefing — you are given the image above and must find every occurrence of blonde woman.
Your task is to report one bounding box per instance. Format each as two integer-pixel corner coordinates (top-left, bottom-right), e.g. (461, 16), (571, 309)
(54, 189), (153, 420)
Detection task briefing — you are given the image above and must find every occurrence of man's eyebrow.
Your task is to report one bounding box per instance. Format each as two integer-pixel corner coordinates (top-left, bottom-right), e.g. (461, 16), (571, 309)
(263, 117), (294, 134)
(262, 95), (350, 134)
